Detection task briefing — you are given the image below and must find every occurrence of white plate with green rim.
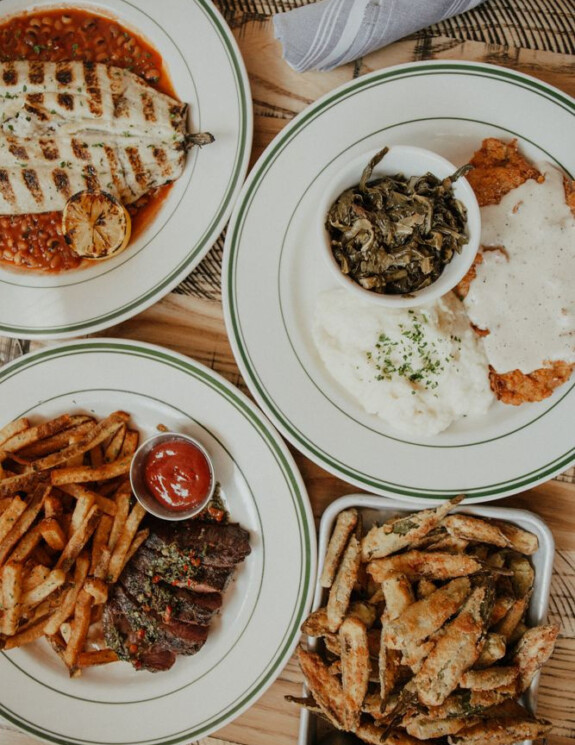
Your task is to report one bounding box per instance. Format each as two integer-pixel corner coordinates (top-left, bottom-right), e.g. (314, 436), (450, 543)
(223, 60), (575, 503)
(0, 0), (252, 340)
(0, 340), (315, 745)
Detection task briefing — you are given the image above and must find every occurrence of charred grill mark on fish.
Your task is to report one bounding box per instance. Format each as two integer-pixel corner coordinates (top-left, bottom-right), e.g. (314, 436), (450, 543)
(22, 169), (42, 204)
(126, 146), (149, 190)
(0, 169), (16, 206)
(103, 144), (124, 195)
(141, 92), (156, 122)
(52, 168), (71, 198)
(57, 93), (74, 111)
(83, 62), (103, 117)
(8, 141), (28, 161)
(82, 164), (100, 192)
(55, 62), (73, 85)
(71, 139), (90, 161)
(112, 93), (129, 119)
(40, 139), (59, 161)
(152, 147), (170, 179)
(104, 514), (251, 672)
(29, 61), (44, 85)
(2, 62), (16, 85)
(24, 103), (48, 121)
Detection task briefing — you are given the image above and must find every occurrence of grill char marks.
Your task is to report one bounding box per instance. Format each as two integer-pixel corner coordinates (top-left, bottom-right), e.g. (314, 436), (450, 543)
(104, 516), (251, 672)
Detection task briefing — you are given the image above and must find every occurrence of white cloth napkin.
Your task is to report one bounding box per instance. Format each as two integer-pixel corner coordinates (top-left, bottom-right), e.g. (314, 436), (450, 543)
(273, 0), (486, 72)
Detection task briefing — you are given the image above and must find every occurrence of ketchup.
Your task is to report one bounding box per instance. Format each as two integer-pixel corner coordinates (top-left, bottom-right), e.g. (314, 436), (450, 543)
(144, 440), (212, 512)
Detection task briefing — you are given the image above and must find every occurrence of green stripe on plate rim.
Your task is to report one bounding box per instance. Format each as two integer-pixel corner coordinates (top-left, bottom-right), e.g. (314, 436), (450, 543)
(0, 0), (251, 335)
(0, 342), (314, 745)
(225, 61), (575, 500)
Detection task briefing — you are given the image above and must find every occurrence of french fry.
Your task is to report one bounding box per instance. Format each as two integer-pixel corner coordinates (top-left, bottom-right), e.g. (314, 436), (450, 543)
(51, 455), (132, 486)
(0, 496), (27, 543)
(104, 424), (126, 463)
(63, 589), (93, 670)
(84, 577), (108, 604)
(0, 562), (23, 635)
(21, 568), (67, 608)
(39, 518), (67, 551)
(107, 502), (147, 583)
(90, 514), (113, 578)
(1, 415), (73, 453)
(75, 649), (119, 669)
(8, 522), (43, 562)
(120, 429), (140, 458)
(43, 553), (90, 635)
(56, 505), (101, 572)
(32, 411), (130, 471)
(18, 418), (95, 458)
(23, 563), (51, 592)
(0, 418), (30, 448)
(124, 527), (150, 566)
(3, 617), (48, 649)
(0, 471), (42, 499)
(0, 482), (51, 566)
(108, 480), (131, 551)
(59, 483), (117, 517)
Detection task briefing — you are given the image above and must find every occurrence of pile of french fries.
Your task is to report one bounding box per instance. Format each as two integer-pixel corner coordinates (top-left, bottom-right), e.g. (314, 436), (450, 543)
(291, 497), (560, 745)
(0, 411), (148, 676)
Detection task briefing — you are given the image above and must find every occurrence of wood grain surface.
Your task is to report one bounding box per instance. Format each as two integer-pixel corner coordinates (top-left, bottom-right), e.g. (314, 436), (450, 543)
(1, 5), (575, 745)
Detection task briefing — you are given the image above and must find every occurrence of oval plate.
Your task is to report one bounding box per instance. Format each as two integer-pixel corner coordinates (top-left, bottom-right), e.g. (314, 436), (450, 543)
(0, 340), (315, 745)
(223, 61), (575, 503)
(0, 0), (252, 339)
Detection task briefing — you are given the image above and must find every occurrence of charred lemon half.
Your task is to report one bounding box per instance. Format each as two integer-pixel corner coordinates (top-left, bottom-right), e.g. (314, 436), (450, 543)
(63, 190), (131, 260)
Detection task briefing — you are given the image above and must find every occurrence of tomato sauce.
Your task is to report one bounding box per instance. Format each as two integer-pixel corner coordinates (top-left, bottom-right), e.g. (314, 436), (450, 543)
(0, 7), (175, 272)
(144, 440), (213, 513)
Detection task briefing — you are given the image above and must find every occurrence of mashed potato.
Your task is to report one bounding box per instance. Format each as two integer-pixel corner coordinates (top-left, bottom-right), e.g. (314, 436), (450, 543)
(312, 289), (494, 436)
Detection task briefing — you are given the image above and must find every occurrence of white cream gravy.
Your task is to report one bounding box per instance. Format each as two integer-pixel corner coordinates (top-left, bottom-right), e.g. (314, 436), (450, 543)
(464, 162), (575, 373)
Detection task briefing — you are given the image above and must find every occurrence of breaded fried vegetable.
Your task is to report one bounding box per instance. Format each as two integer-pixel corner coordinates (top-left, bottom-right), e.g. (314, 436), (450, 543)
(405, 714), (480, 739)
(355, 721), (421, 745)
(361, 496), (462, 561)
(442, 514), (510, 548)
(381, 574), (415, 620)
(368, 552), (482, 582)
(412, 585), (494, 707)
(490, 519), (539, 555)
(493, 596), (529, 641)
(459, 666), (518, 691)
(320, 508), (358, 588)
(447, 707), (552, 744)
(339, 616), (370, 730)
(297, 647), (347, 728)
(383, 577), (471, 650)
(301, 607), (330, 636)
(474, 633), (507, 668)
(512, 624), (560, 692)
(327, 535), (361, 632)
(508, 555), (534, 599)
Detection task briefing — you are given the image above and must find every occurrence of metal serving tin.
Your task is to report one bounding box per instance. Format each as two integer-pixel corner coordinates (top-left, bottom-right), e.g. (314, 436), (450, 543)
(298, 494), (555, 745)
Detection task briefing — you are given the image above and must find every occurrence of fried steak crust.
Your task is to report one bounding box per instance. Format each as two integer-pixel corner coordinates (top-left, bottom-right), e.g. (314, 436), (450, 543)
(457, 138), (574, 404)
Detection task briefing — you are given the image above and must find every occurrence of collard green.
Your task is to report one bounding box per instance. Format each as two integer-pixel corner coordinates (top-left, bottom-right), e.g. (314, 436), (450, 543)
(326, 147), (472, 295)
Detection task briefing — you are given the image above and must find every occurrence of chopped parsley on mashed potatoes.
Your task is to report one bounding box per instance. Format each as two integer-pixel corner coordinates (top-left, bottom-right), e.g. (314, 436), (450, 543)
(312, 289), (494, 437)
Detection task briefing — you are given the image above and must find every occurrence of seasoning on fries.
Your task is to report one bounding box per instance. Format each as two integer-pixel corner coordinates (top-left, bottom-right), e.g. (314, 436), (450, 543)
(291, 498), (558, 744)
(0, 411), (143, 675)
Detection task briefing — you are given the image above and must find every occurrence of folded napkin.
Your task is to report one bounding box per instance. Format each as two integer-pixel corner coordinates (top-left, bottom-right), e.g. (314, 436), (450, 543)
(273, 0), (486, 72)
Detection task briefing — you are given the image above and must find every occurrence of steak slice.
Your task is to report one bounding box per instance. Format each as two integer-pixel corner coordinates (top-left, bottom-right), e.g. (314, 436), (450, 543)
(104, 585), (209, 661)
(145, 518), (251, 568)
(103, 592), (176, 673)
(130, 544), (233, 593)
(120, 564), (222, 626)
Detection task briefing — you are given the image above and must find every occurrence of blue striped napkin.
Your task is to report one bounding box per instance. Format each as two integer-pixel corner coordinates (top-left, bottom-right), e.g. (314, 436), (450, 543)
(273, 0), (486, 72)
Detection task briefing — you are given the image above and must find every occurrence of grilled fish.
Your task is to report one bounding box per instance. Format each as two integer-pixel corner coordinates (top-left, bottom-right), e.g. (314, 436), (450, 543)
(0, 60), (209, 214)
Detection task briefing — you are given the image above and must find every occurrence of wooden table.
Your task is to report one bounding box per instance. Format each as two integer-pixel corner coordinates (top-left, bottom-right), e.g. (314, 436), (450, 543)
(2, 2), (575, 745)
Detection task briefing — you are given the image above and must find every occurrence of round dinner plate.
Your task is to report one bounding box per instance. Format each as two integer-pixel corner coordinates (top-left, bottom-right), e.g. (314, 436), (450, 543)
(0, 0), (252, 339)
(0, 340), (316, 745)
(223, 61), (575, 503)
